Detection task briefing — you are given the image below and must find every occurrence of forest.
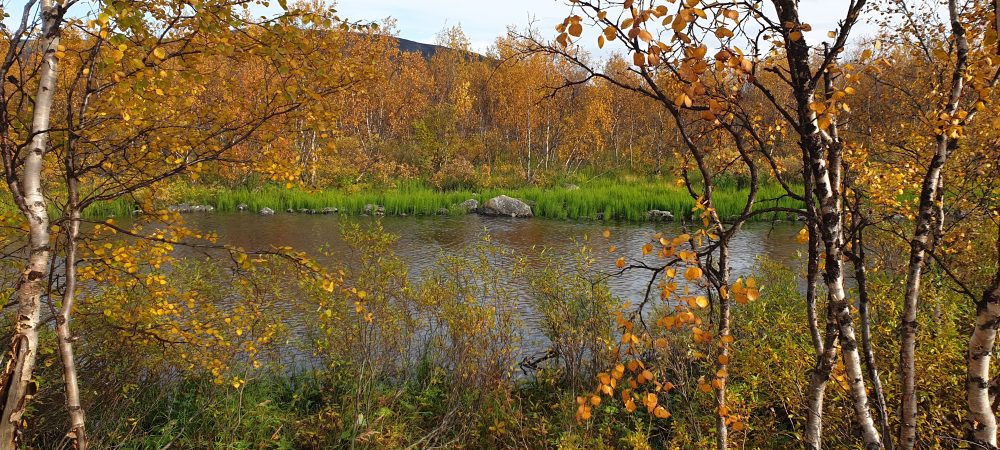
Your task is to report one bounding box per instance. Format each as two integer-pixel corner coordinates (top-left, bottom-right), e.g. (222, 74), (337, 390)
(0, 0), (997, 448)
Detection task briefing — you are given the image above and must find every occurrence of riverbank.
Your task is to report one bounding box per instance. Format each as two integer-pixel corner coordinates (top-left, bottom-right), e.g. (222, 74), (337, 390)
(88, 180), (804, 222)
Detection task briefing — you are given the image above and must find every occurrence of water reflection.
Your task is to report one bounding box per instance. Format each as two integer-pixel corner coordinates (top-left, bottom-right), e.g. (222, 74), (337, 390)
(184, 212), (801, 320)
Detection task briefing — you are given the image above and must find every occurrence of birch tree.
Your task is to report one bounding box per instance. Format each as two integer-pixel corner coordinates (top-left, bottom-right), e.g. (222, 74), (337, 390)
(0, 0), (68, 446)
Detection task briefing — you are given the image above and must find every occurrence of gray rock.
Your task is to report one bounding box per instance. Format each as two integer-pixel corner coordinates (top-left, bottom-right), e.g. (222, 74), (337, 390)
(436, 207), (450, 216)
(647, 210), (675, 222)
(375, 205), (385, 216)
(168, 204), (215, 213)
(260, 207), (275, 215)
(459, 199), (479, 213)
(363, 204), (376, 214)
(299, 208), (316, 214)
(595, 212), (605, 221)
(565, 184), (580, 191)
(237, 203), (249, 211)
(481, 195), (533, 218)
(286, 208), (295, 213)
(321, 207), (337, 214)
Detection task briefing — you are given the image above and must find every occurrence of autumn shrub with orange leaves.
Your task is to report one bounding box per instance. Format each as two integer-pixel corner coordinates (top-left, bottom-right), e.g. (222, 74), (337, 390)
(559, 225), (977, 449)
(430, 156), (480, 191)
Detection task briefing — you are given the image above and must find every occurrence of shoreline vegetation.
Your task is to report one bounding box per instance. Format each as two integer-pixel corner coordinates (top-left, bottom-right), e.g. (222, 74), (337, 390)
(85, 179), (805, 222)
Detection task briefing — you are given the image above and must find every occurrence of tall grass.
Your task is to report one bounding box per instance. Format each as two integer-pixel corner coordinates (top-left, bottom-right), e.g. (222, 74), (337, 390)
(175, 180), (802, 222)
(82, 198), (137, 219)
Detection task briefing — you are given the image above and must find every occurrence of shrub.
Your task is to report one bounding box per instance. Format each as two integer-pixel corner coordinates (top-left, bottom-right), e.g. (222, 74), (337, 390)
(430, 156), (479, 190)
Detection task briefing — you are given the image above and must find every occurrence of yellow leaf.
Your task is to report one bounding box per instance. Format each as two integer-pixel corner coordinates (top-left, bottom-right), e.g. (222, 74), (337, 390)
(616, 257), (626, 268)
(153, 47), (166, 59)
(633, 52), (645, 66)
(645, 392), (658, 409)
(569, 22), (583, 37)
(684, 267), (703, 280)
(796, 227), (809, 244)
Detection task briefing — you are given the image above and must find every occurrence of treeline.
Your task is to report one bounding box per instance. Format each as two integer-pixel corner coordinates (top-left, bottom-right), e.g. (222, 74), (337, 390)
(206, 23), (687, 190)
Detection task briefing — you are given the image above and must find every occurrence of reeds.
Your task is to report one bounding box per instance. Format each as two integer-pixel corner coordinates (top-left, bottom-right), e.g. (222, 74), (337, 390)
(165, 180), (802, 222)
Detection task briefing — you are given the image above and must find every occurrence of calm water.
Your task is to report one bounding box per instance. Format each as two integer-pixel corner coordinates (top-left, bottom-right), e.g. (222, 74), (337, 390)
(177, 213), (802, 355)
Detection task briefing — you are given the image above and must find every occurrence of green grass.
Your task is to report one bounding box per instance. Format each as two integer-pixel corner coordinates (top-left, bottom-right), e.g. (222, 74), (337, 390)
(166, 180), (803, 222)
(83, 198), (137, 219)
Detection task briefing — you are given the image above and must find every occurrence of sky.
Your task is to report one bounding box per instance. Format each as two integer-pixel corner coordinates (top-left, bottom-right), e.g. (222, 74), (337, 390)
(334, 0), (882, 54)
(1, 0), (882, 55)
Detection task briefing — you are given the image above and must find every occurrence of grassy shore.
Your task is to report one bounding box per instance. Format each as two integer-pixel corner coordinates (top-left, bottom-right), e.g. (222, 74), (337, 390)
(85, 180), (803, 222)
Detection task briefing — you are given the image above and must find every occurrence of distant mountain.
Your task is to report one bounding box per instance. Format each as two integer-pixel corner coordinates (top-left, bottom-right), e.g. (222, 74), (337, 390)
(394, 37), (452, 59)
(388, 36), (489, 61)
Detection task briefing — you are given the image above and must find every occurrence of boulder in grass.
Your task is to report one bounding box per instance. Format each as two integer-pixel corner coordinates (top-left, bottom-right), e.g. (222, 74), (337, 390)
(237, 203), (249, 211)
(481, 195), (533, 218)
(647, 210), (675, 222)
(436, 207), (450, 216)
(459, 199), (479, 213)
(321, 207), (337, 214)
(260, 207), (275, 215)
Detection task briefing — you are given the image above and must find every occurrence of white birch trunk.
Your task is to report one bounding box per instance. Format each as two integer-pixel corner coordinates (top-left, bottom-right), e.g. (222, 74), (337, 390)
(0, 0), (61, 446)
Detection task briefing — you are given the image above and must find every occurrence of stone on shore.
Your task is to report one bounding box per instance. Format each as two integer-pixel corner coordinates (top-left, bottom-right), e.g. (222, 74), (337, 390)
(647, 210), (674, 222)
(481, 195), (533, 218)
(459, 199), (479, 213)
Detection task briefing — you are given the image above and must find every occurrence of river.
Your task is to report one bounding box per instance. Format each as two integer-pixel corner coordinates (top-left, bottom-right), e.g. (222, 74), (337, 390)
(175, 213), (803, 358)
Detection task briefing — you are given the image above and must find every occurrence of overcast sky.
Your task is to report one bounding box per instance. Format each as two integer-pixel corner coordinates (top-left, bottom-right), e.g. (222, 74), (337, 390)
(334, 0), (882, 54)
